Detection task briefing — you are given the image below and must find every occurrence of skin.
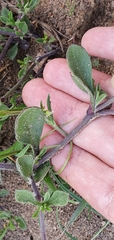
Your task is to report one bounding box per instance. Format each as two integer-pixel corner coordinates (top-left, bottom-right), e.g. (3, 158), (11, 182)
(22, 27), (114, 223)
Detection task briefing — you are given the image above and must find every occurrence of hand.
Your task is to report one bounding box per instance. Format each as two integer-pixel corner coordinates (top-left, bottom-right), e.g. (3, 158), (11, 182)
(22, 27), (114, 223)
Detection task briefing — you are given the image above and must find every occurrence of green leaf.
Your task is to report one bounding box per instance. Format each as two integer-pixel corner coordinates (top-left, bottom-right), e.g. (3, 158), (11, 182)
(0, 27), (15, 32)
(15, 107), (44, 153)
(15, 20), (28, 35)
(65, 199), (87, 230)
(95, 84), (107, 107)
(34, 161), (51, 182)
(0, 210), (11, 219)
(15, 190), (38, 205)
(0, 8), (9, 24)
(8, 11), (15, 26)
(44, 172), (56, 192)
(7, 44), (18, 60)
(16, 155), (33, 178)
(15, 216), (27, 230)
(32, 207), (40, 218)
(0, 101), (9, 130)
(0, 141), (23, 162)
(0, 189), (9, 197)
(18, 67), (27, 79)
(0, 227), (7, 240)
(8, 220), (15, 230)
(29, 0), (40, 10)
(56, 208), (78, 240)
(43, 190), (52, 203)
(47, 190), (69, 206)
(66, 45), (95, 105)
(91, 220), (110, 240)
(16, 144), (30, 157)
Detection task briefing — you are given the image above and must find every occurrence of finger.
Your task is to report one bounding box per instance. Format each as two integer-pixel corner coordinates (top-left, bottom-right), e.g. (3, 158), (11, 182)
(22, 79), (114, 168)
(22, 79), (114, 222)
(43, 59), (113, 101)
(22, 79), (114, 223)
(51, 143), (114, 224)
(40, 116), (114, 224)
(81, 26), (114, 60)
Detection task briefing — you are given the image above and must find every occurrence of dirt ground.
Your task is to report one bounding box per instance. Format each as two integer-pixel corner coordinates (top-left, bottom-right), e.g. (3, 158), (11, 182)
(1, 0), (114, 239)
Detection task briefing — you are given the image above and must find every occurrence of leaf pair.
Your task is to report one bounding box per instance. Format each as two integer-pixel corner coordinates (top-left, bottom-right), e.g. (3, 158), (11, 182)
(15, 189), (69, 208)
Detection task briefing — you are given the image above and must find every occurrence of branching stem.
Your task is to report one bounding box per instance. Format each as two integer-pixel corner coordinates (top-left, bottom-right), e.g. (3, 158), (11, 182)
(34, 106), (114, 170)
(34, 111), (98, 170)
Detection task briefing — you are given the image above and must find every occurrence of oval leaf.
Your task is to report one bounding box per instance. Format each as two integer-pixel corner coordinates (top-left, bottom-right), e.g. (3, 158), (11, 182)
(15, 190), (38, 205)
(0, 210), (11, 219)
(47, 190), (69, 206)
(15, 107), (44, 152)
(7, 43), (18, 60)
(15, 216), (27, 230)
(0, 189), (9, 198)
(34, 161), (51, 182)
(66, 45), (94, 104)
(16, 155), (33, 178)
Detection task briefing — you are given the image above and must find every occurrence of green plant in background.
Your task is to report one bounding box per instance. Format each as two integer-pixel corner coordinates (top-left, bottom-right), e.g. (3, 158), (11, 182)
(0, 210), (26, 240)
(0, 44), (114, 239)
(36, 33), (55, 45)
(66, 1), (76, 17)
(0, 0), (60, 104)
(0, 0), (41, 60)
(0, 188), (26, 240)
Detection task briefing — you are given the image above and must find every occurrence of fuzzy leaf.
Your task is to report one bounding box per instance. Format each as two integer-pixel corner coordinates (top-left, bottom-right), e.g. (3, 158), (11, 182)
(0, 8), (9, 24)
(66, 45), (95, 105)
(15, 216), (27, 230)
(15, 20), (28, 35)
(0, 189), (9, 198)
(15, 190), (38, 205)
(47, 190), (69, 206)
(34, 161), (51, 182)
(0, 210), (11, 219)
(15, 107), (44, 152)
(7, 44), (18, 60)
(16, 155), (33, 178)
(0, 227), (7, 240)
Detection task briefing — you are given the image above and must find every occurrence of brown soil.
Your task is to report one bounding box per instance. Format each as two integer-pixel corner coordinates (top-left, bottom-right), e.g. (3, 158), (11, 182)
(1, 0), (114, 239)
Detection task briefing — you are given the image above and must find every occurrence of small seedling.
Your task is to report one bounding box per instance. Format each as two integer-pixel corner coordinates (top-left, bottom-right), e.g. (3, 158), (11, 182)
(36, 33), (55, 45)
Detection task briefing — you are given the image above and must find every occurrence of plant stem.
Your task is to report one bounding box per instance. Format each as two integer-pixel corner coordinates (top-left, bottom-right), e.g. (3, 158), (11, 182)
(39, 211), (47, 240)
(31, 177), (47, 240)
(0, 35), (14, 62)
(1, 108), (114, 173)
(95, 96), (114, 112)
(34, 106), (114, 170)
(0, 31), (15, 36)
(31, 176), (42, 201)
(0, 163), (16, 171)
(34, 111), (97, 170)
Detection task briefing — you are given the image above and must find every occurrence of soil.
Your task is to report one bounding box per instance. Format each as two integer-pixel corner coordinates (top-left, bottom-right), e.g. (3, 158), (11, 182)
(1, 0), (114, 239)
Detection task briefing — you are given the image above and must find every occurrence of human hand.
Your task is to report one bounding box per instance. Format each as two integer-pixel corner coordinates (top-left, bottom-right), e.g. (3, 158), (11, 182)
(22, 27), (114, 223)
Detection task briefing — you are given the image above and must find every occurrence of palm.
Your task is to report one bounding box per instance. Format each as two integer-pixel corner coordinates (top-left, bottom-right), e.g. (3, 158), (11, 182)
(22, 27), (114, 223)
